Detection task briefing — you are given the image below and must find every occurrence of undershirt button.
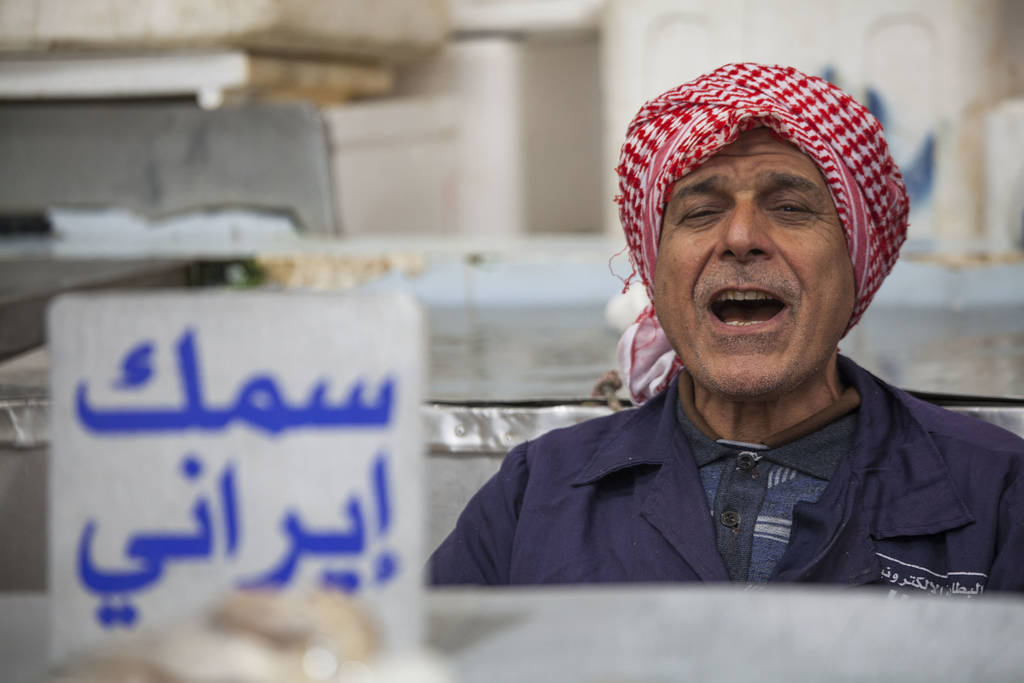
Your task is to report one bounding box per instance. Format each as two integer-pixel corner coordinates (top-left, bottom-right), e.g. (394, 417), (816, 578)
(721, 509), (741, 529)
(736, 451), (759, 471)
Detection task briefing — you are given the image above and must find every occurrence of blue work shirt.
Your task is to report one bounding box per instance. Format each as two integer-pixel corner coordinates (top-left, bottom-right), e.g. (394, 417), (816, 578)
(430, 356), (1024, 595)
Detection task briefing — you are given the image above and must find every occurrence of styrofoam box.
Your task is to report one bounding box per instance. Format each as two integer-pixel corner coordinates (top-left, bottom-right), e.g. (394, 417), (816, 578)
(394, 34), (605, 237)
(984, 99), (1024, 251)
(0, 0), (450, 62)
(601, 0), (1024, 251)
(395, 38), (528, 237)
(323, 96), (458, 236)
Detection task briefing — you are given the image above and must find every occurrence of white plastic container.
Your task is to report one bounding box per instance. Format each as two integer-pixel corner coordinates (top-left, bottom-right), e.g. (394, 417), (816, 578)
(397, 31), (605, 236)
(323, 96), (458, 236)
(0, 0), (450, 62)
(398, 38), (528, 237)
(984, 99), (1024, 251)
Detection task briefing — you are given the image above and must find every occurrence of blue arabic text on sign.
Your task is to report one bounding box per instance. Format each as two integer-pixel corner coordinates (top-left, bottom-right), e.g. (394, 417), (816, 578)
(77, 452), (399, 629)
(77, 329), (395, 436)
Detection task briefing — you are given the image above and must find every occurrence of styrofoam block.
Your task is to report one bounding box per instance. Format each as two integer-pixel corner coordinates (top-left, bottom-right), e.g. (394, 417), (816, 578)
(0, 51), (393, 108)
(451, 39), (526, 237)
(399, 34), (603, 235)
(397, 38), (527, 237)
(325, 96), (456, 146)
(48, 207), (300, 246)
(0, 0), (450, 62)
(984, 99), (1024, 251)
(323, 97), (458, 236)
(520, 38), (603, 233)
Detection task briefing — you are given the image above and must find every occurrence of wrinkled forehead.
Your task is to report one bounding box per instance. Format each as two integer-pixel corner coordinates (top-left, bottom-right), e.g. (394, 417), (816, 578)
(679, 128), (830, 190)
(707, 127), (798, 156)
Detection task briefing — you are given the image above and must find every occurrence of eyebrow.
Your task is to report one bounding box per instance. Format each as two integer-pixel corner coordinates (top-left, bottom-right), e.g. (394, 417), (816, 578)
(670, 175), (729, 202)
(670, 171), (826, 202)
(758, 172), (825, 197)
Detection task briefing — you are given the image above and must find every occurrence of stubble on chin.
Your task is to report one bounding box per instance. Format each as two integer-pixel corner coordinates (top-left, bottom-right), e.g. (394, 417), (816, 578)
(685, 352), (785, 401)
(685, 337), (835, 404)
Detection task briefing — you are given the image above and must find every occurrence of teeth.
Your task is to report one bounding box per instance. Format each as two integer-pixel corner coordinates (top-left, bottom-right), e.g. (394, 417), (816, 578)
(724, 320), (761, 326)
(717, 289), (771, 302)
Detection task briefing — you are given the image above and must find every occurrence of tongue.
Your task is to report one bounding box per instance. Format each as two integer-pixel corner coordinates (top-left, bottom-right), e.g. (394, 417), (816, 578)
(717, 300), (782, 324)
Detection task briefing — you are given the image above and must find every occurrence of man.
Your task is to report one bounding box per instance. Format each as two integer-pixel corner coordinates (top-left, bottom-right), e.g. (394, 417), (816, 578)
(430, 63), (1024, 592)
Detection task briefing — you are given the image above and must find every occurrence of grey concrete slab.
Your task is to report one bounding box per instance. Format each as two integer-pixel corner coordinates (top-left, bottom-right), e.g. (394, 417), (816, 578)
(428, 585), (1024, 682)
(0, 102), (336, 236)
(10, 585), (1024, 682)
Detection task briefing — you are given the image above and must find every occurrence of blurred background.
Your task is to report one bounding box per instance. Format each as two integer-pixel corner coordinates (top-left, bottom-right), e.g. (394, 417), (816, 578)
(3, 2), (1024, 680)
(1, 0), (1024, 401)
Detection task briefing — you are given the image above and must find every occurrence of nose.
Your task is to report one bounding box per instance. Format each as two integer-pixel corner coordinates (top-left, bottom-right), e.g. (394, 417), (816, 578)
(718, 200), (773, 263)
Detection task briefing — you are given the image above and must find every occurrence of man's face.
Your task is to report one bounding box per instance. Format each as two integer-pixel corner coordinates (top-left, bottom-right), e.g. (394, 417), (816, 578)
(653, 128), (856, 401)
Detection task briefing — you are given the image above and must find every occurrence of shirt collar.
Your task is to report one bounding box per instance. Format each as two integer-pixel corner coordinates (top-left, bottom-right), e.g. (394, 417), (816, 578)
(674, 367), (861, 448)
(573, 357), (973, 539)
(836, 355), (973, 538)
(571, 376), (684, 486)
(676, 398), (856, 481)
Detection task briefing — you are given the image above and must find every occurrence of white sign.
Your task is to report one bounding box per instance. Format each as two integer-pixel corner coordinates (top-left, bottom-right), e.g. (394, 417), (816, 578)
(48, 292), (424, 661)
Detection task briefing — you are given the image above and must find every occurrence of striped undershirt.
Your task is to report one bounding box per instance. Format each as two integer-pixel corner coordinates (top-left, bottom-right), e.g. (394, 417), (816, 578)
(673, 371), (860, 583)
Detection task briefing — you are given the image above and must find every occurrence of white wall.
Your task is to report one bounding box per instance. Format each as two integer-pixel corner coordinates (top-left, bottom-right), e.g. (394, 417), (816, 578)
(601, 0), (1024, 251)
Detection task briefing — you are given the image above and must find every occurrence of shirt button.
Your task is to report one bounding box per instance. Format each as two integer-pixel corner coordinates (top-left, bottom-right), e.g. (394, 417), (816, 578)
(721, 510), (740, 529)
(736, 451), (758, 471)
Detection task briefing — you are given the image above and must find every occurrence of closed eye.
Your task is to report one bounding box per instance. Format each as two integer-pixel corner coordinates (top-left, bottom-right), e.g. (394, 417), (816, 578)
(774, 202), (808, 212)
(769, 202), (821, 222)
(675, 205), (726, 226)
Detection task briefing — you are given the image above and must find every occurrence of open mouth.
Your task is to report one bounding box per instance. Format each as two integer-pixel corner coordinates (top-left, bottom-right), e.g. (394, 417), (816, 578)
(710, 289), (786, 326)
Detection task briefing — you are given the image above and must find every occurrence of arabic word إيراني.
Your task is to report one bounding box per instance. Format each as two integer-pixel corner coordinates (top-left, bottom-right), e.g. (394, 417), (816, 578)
(237, 451), (398, 594)
(77, 454), (238, 628)
(76, 452), (398, 629)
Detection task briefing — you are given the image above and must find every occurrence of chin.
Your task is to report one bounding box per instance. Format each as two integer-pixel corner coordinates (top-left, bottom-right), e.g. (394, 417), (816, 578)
(701, 370), (787, 401)
(689, 355), (799, 401)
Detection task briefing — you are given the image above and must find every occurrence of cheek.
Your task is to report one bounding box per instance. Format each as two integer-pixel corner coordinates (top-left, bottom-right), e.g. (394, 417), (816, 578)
(653, 251), (686, 302)
(813, 242), (856, 315)
(652, 263), (678, 322)
(651, 271), (671, 322)
(652, 255), (702, 335)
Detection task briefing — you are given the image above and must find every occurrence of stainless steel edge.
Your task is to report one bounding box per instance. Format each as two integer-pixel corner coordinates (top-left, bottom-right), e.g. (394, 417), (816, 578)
(0, 398), (50, 449)
(422, 403), (615, 454)
(945, 406), (1024, 439)
(5, 399), (1024, 451)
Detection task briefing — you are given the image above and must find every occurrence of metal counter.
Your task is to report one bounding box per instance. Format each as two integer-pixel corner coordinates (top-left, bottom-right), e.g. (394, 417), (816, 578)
(428, 585), (1024, 682)
(7, 583), (1023, 682)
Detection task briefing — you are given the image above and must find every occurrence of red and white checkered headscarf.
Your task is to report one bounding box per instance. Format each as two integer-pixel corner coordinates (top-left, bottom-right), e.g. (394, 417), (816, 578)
(616, 62), (909, 403)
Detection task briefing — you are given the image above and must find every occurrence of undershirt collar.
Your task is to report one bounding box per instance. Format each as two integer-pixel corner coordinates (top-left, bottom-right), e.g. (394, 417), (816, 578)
(675, 368), (861, 449)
